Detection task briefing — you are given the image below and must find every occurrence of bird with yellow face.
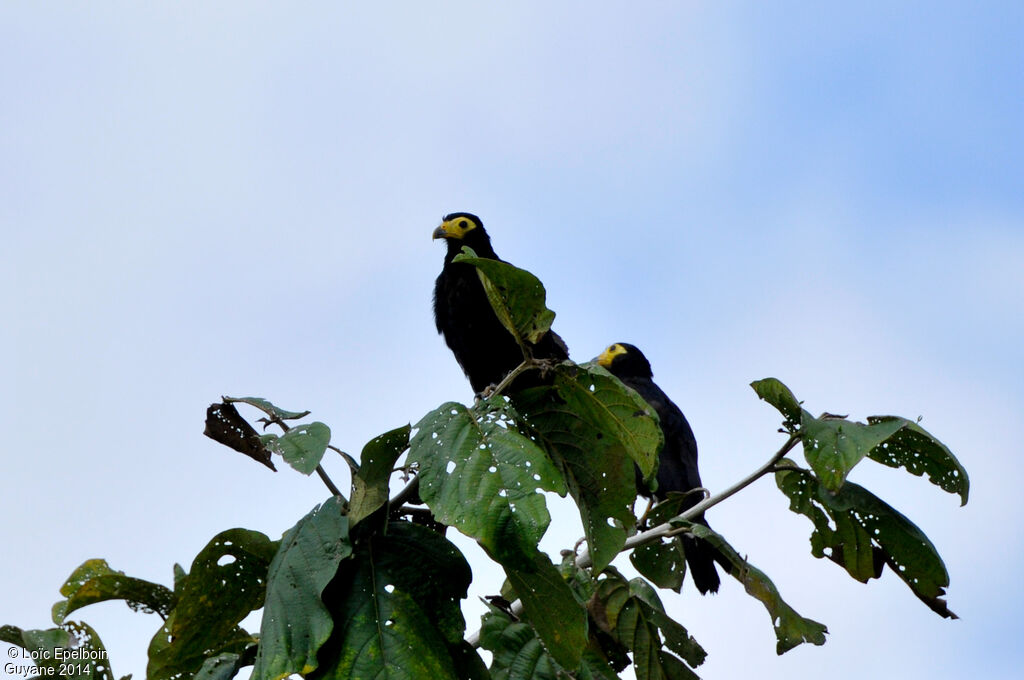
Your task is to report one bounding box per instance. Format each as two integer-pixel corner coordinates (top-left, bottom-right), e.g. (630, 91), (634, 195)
(432, 212), (569, 395)
(598, 342), (724, 595)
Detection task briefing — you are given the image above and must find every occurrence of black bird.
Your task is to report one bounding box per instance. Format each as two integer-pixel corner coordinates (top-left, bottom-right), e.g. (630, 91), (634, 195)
(598, 342), (723, 595)
(432, 212), (569, 394)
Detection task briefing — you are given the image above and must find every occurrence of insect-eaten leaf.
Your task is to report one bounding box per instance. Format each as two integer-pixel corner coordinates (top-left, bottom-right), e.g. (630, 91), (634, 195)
(776, 465), (958, 619)
(265, 422), (332, 475)
(409, 399), (565, 569)
(204, 402), (276, 471)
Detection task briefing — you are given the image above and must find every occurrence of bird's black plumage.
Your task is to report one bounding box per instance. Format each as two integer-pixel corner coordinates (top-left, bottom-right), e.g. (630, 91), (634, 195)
(599, 342), (723, 595)
(432, 213), (568, 394)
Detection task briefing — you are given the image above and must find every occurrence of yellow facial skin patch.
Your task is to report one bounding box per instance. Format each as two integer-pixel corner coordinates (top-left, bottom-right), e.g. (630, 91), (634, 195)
(432, 215), (479, 240)
(597, 343), (628, 367)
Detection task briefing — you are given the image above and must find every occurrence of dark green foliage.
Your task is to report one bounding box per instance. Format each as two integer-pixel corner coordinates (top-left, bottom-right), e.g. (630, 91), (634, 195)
(515, 362), (662, 573)
(251, 497), (351, 680)
(53, 559), (175, 623)
(776, 465), (958, 618)
(147, 529), (278, 680)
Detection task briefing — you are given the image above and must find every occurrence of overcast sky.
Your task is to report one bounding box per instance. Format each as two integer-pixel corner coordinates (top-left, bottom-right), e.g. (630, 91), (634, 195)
(2, 3), (1022, 679)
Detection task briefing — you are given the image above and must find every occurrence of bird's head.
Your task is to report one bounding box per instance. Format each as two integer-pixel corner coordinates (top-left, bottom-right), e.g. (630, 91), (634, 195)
(597, 342), (653, 379)
(432, 212), (494, 257)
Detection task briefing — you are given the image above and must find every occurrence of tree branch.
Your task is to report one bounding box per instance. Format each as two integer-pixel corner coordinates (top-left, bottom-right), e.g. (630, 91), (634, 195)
(465, 432), (801, 648)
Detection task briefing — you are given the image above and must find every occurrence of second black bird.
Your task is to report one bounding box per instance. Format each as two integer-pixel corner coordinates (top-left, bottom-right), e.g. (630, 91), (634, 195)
(598, 342), (724, 595)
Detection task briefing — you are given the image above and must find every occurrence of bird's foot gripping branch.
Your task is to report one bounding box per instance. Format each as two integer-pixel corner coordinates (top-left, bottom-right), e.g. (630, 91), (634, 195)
(2, 253), (968, 680)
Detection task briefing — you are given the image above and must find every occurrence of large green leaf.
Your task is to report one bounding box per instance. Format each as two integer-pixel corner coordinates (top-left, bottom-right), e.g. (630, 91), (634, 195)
(684, 523), (828, 654)
(251, 497), (351, 680)
(865, 416), (969, 504)
(349, 425), (411, 525)
(776, 464), (957, 618)
(800, 411), (905, 492)
(1, 622), (114, 680)
(590, 570), (705, 679)
(453, 247), (556, 346)
(147, 529), (278, 680)
(750, 378), (802, 428)
(51, 559), (175, 624)
(264, 422), (331, 475)
(503, 548), (589, 671)
(516, 363), (661, 572)
(409, 399), (565, 567)
(311, 522), (472, 680)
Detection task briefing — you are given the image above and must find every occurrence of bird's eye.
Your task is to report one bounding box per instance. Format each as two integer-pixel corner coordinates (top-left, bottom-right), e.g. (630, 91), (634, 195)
(459, 220), (468, 229)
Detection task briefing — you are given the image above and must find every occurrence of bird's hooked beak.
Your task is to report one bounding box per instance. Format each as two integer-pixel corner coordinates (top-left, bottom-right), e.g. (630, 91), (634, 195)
(432, 224), (451, 240)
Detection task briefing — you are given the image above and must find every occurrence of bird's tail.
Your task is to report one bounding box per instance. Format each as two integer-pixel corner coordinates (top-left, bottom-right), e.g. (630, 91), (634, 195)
(683, 516), (728, 595)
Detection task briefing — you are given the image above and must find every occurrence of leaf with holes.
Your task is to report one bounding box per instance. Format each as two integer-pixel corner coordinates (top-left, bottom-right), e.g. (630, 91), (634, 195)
(311, 522), (477, 680)
(349, 425), (411, 525)
(751, 378), (802, 428)
(865, 416), (969, 505)
(453, 247), (557, 346)
(800, 411), (905, 492)
(265, 422), (331, 475)
(409, 399), (565, 568)
(251, 497), (351, 680)
(516, 362), (661, 572)
(683, 522), (828, 654)
(776, 464), (957, 618)
(630, 537), (687, 593)
(147, 529), (278, 680)
(51, 559), (175, 624)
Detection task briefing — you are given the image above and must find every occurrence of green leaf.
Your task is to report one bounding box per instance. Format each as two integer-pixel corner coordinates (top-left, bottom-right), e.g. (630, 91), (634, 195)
(685, 523), (828, 654)
(865, 416), (970, 505)
(480, 605), (617, 680)
(516, 363), (662, 572)
(750, 378), (802, 427)
(503, 548), (589, 671)
(2, 622), (115, 680)
(51, 559), (175, 624)
(251, 497), (351, 680)
(147, 529), (278, 680)
(266, 422), (331, 475)
(590, 570), (705, 679)
(223, 396), (311, 421)
(409, 399), (565, 568)
(453, 246), (557, 346)
(629, 538), (687, 592)
(311, 522), (472, 680)
(800, 411), (905, 492)
(776, 464), (958, 618)
(348, 425), (411, 525)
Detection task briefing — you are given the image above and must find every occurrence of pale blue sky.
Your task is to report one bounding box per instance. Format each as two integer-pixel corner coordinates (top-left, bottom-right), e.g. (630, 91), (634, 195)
(2, 3), (1022, 679)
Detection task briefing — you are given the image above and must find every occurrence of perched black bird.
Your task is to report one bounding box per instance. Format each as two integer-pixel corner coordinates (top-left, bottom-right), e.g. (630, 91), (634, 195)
(598, 342), (723, 595)
(433, 212), (569, 394)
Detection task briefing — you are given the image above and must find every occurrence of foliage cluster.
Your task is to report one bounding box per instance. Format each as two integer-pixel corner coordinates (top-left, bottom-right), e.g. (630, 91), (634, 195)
(2, 252), (968, 680)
